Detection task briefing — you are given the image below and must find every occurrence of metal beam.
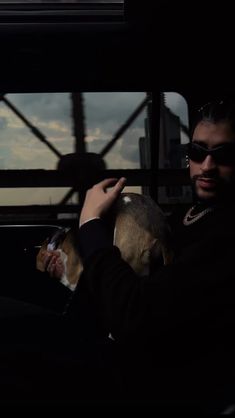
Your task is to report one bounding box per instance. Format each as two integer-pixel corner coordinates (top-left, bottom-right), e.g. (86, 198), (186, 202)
(0, 168), (190, 187)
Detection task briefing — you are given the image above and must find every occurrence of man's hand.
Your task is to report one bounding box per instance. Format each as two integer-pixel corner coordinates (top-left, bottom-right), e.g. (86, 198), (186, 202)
(79, 177), (126, 227)
(37, 248), (65, 279)
(45, 250), (65, 278)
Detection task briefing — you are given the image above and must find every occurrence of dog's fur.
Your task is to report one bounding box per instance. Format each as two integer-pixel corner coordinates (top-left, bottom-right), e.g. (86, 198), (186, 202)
(112, 193), (174, 275)
(36, 228), (82, 290)
(36, 193), (174, 288)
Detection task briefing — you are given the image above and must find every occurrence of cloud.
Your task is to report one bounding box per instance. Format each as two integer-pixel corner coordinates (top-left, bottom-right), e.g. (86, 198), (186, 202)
(119, 127), (144, 163)
(84, 92), (146, 131)
(0, 116), (7, 130)
(84, 93), (146, 165)
(8, 93), (71, 125)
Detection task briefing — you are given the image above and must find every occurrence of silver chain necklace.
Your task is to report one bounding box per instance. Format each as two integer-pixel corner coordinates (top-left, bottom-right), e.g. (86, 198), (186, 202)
(183, 205), (215, 226)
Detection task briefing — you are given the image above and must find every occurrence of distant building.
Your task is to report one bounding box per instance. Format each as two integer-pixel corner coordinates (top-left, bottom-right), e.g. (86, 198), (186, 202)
(139, 93), (191, 203)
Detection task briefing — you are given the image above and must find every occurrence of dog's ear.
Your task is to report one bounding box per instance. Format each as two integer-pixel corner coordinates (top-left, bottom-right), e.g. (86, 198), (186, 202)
(36, 238), (49, 271)
(150, 239), (174, 266)
(60, 230), (83, 287)
(161, 246), (175, 265)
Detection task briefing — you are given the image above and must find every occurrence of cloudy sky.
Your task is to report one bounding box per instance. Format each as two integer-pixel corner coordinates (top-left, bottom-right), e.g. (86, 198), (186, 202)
(0, 91), (188, 205)
(0, 92), (146, 204)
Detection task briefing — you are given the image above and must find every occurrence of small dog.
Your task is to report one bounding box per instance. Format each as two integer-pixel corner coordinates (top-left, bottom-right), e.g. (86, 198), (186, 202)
(36, 193), (174, 289)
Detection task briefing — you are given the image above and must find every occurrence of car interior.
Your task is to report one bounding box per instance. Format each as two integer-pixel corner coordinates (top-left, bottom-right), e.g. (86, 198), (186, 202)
(0, 0), (235, 409)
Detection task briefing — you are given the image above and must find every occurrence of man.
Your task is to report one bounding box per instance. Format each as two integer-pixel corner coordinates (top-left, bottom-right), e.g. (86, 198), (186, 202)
(76, 98), (235, 411)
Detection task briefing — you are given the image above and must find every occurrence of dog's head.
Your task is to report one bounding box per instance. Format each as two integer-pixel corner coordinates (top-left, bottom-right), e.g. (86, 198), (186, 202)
(112, 193), (174, 276)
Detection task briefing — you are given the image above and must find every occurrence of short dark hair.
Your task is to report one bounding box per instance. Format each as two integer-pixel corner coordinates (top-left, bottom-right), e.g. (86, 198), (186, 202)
(191, 97), (235, 137)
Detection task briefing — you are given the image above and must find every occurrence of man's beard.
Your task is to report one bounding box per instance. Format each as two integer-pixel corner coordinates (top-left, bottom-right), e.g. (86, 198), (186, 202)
(191, 174), (235, 205)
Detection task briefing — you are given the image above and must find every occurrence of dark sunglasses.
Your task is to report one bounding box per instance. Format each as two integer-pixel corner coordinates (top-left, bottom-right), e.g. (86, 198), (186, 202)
(186, 142), (235, 165)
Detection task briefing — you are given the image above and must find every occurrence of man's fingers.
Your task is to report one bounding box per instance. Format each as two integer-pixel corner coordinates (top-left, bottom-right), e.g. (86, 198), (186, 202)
(111, 177), (127, 195)
(80, 177), (127, 223)
(94, 177), (126, 192)
(94, 178), (118, 190)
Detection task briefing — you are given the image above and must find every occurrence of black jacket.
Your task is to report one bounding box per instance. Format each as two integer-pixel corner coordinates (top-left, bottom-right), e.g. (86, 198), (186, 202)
(74, 205), (235, 409)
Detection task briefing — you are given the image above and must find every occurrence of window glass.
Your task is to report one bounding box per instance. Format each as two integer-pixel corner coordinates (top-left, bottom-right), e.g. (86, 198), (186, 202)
(0, 91), (191, 208)
(0, 93), (72, 170)
(85, 92), (146, 169)
(0, 92), (147, 205)
(159, 92), (191, 204)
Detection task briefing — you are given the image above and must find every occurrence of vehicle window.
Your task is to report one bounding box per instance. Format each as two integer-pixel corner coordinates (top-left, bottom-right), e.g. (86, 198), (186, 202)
(0, 91), (191, 216)
(0, 92), (146, 206)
